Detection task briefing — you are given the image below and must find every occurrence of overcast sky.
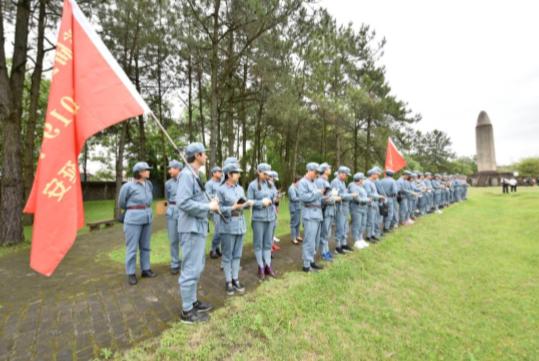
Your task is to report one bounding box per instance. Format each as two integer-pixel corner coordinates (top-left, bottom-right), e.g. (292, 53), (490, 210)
(319, 0), (539, 165)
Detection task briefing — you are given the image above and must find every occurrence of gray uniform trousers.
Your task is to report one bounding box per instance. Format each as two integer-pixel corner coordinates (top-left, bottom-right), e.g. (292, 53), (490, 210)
(124, 223), (152, 275)
(178, 232), (206, 311)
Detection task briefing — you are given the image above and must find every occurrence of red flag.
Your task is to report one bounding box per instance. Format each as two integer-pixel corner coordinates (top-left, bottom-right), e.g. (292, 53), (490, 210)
(24, 0), (150, 276)
(385, 137), (407, 173)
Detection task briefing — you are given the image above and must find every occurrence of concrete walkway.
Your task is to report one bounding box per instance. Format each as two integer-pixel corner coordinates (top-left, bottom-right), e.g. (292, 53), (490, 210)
(0, 216), (304, 361)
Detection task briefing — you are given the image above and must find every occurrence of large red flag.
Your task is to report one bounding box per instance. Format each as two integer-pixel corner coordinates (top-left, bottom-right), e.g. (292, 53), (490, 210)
(24, 0), (150, 276)
(385, 137), (407, 173)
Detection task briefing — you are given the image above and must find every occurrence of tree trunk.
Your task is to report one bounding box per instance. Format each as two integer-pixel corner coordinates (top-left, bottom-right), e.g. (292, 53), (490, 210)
(197, 64), (206, 147)
(0, 0), (31, 246)
(135, 54), (146, 160)
(240, 62), (247, 173)
(365, 117), (372, 173)
(353, 119), (359, 171)
(114, 122), (129, 219)
(209, 0), (221, 167)
(23, 0), (46, 200)
(187, 54), (194, 142)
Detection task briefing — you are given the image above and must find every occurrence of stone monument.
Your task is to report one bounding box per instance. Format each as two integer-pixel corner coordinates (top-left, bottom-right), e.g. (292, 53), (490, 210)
(472, 111), (506, 186)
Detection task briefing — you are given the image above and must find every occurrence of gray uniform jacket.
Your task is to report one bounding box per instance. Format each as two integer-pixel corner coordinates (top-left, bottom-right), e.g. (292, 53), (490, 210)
(217, 183), (247, 235)
(165, 176), (179, 218)
(298, 177), (323, 221)
(118, 180), (153, 225)
(247, 180), (276, 222)
(176, 170), (210, 235)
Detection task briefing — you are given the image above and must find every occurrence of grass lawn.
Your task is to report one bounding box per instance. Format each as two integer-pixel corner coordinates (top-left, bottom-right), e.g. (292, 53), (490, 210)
(103, 198), (293, 265)
(112, 187), (539, 361)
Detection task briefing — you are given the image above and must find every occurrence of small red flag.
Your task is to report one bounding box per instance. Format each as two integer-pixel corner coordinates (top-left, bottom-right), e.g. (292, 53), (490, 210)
(23, 0), (150, 276)
(385, 137), (407, 173)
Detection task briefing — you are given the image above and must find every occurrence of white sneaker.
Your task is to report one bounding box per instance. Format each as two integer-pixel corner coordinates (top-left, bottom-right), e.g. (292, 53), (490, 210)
(273, 236), (280, 243)
(435, 210), (442, 214)
(354, 240), (363, 250)
(360, 240), (370, 248)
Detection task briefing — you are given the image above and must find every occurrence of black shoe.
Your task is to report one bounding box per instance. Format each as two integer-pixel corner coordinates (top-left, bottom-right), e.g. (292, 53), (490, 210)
(302, 266), (311, 273)
(180, 308), (209, 324)
(210, 250), (219, 259)
(226, 282), (235, 296)
(128, 274), (137, 285)
(193, 300), (213, 313)
(232, 279), (245, 294)
(342, 245), (353, 253)
(216, 248), (222, 257)
(372, 236), (380, 243)
(170, 267), (180, 275)
(310, 262), (324, 270)
(335, 247), (345, 255)
(141, 269), (157, 278)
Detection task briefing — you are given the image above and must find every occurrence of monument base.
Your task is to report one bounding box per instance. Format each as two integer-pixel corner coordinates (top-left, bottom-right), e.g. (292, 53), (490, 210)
(471, 171), (513, 187)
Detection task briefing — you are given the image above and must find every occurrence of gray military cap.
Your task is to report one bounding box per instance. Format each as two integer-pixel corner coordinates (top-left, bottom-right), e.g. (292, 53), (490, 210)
(223, 157), (239, 167)
(257, 163), (272, 174)
(210, 166), (222, 174)
(353, 172), (366, 181)
(133, 162), (152, 173)
(337, 166), (351, 176)
(168, 160), (183, 169)
(185, 142), (206, 157)
(318, 162), (331, 174)
(367, 166), (382, 176)
(270, 171), (279, 181)
(306, 162), (320, 172)
(223, 163), (242, 174)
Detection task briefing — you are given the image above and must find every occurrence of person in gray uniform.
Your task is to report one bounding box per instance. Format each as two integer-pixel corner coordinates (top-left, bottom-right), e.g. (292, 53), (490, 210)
(348, 172), (370, 249)
(247, 163), (277, 280)
(431, 173), (443, 214)
(118, 162), (156, 286)
(331, 166), (356, 254)
(364, 167), (385, 242)
(165, 160), (183, 275)
(206, 166), (223, 259)
(298, 162), (324, 272)
(216, 163), (254, 296)
(378, 169), (399, 232)
(288, 176), (302, 245)
(176, 143), (220, 324)
(315, 162), (339, 261)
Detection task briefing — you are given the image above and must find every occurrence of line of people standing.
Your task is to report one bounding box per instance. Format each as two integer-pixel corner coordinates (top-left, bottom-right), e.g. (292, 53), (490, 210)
(118, 142), (469, 324)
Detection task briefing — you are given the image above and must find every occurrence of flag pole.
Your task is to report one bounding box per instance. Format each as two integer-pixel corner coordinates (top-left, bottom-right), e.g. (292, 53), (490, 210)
(148, 112), (227, 222)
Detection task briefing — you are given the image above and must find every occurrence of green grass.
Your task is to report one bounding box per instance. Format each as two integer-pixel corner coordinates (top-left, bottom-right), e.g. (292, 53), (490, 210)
(103, 198), (293, 264)
(112, 187), (539, 361)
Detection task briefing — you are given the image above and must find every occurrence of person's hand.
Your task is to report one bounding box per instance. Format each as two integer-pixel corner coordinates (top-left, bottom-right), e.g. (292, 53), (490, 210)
(262, 198), (272, 207)
(350, 192), (358, 198)
(334, 196), (342, 202)
(209, 199), (219, 212)
(244, 200), (255, 208)
(232, 202), (243, 210)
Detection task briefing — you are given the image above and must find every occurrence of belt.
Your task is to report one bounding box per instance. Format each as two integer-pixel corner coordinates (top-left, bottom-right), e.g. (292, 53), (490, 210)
(168, 201), (176, 205)
(304, 204), (321, 208)
(230, 210), (242, 217)
(127, 205), (148, 210)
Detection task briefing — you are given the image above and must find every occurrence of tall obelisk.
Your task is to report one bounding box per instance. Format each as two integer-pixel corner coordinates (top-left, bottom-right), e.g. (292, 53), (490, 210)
(475, 111), (497, 172)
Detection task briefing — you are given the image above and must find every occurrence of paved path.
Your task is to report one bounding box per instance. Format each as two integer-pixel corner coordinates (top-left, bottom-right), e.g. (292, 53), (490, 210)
(0, 216), (304, 361)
